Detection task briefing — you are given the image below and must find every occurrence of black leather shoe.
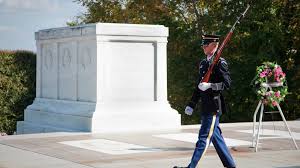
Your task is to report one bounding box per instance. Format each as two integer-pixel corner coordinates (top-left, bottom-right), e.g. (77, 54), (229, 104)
(173, 166), (188, 168)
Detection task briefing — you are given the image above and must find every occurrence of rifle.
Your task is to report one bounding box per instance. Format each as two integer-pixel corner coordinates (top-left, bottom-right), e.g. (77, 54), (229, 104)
(201, 4), (250, 83)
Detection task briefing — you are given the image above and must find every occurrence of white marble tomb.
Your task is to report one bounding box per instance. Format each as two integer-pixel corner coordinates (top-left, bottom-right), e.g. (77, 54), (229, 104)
(17, 23), (181, 134)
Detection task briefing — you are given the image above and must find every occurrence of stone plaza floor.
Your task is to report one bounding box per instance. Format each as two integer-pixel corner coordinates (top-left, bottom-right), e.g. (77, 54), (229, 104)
(0, 121), (300, 168)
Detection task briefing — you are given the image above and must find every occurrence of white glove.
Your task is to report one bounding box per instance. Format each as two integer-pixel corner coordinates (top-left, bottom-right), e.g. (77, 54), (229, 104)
(198, 82), (212, 91)
(185, 106), (193, 115)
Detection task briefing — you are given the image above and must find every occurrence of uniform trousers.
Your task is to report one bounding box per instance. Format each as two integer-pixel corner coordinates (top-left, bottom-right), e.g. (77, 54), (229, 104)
(188, 112), (236, 168)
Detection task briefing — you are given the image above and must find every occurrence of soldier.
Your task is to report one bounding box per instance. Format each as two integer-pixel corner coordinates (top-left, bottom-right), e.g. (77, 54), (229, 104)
(174, 34), (236, 168)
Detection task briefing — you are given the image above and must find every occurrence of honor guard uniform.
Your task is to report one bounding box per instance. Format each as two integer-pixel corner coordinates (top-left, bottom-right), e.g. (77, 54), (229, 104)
(174, 34), (236, 168)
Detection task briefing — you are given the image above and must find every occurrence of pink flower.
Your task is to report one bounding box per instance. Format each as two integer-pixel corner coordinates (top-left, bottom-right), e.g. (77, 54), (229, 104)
(276, 77), (281, 82)
(274, 67), (282, 77)
(275, 67), (281, 73)
(260, 70), (268, 78)
(272, 101), (277, 106)
(275, 91), (280, 98)
(273, 66), (286, 82)
(260, 72), (266, 78)
(277, 67), (282, 72)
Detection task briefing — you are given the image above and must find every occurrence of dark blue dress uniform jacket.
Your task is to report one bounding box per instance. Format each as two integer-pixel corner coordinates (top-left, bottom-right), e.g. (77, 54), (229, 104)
(187, 57), (231, 114)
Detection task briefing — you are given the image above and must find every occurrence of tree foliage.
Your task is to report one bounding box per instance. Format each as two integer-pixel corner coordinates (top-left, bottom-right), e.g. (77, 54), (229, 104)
(71, 0), (300, 124)
(0, 51), (36, 134)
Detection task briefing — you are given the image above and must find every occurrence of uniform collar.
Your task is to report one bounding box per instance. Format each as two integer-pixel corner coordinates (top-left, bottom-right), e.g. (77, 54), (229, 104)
(206, 54), (213, 61)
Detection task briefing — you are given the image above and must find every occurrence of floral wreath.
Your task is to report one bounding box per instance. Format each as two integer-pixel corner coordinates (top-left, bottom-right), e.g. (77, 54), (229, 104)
(252, 62), (288, 107)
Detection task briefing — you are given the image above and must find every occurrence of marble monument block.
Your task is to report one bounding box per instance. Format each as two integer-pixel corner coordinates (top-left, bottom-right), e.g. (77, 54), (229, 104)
(17, 23), (181, 134)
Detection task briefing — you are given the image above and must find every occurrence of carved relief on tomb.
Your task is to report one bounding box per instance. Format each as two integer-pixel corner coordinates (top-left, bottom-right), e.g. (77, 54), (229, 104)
(41, 43), (58, 99)
(44, 49), (53, 70)
(79, 47), (92, 70)
(77, 40), (96, 102)
(62, 48), (72, 68)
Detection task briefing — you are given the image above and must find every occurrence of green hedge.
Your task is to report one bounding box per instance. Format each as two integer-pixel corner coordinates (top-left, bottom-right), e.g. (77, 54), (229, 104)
(0, 50), (36, 135)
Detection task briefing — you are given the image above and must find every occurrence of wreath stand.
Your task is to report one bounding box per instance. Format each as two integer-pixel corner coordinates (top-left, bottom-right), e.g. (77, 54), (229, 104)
(251, 82), (299, 152)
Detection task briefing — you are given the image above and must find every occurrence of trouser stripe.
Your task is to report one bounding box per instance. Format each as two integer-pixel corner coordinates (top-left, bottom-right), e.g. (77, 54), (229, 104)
(198, 114), (216, 164)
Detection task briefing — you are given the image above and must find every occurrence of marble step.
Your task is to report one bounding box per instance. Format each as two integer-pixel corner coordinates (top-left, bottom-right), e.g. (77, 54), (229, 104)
(17, 121), (78, 134)
(23, 109), (92, 132)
